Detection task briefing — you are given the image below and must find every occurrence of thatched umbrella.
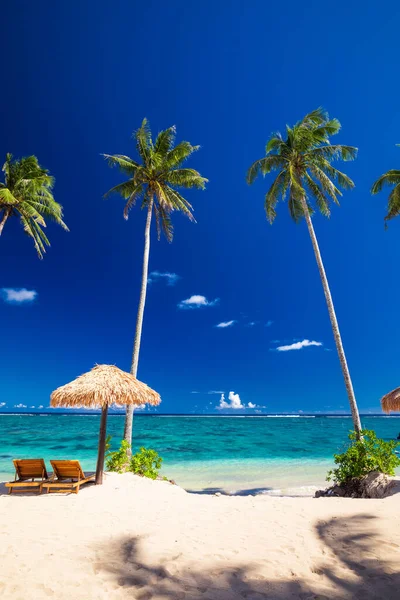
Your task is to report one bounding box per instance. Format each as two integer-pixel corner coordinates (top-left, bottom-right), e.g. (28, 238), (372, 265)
(381, 386), (400, 414)
(50, 364), (161, 484)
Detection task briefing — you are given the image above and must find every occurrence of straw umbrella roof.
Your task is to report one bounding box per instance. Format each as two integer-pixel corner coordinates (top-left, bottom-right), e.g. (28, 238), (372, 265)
(50, 364), (161, 409)
(381, 386), (400, 414)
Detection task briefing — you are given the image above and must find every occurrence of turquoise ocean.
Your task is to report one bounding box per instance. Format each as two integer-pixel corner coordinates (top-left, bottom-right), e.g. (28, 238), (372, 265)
(1, 415), (399, 496)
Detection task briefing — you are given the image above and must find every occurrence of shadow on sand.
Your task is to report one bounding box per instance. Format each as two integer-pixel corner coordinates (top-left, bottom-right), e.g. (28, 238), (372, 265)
(94, 513), (400, 599)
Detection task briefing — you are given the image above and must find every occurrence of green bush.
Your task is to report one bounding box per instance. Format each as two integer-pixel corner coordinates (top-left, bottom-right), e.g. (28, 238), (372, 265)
(130, 447), (162, 480)
(327, 429), (400, 485)
(105, 438), (130, 473)
(105, 438), (163, 480)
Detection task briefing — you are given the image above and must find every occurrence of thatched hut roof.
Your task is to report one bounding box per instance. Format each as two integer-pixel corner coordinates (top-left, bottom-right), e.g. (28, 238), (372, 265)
(50, 364), (161, 409)
(381, 387), (400, 414)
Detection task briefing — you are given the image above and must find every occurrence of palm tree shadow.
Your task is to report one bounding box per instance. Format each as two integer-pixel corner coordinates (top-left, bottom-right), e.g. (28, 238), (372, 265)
(315, 513), (400, 598)
(94, 512), (400, 599)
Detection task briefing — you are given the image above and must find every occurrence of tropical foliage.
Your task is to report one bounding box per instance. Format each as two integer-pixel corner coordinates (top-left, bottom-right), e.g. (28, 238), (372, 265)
(0, 153), (68, 258)
(371, 147), (400, 223)
(103, 119), (208, 240)
(106, 439), (163, 480)
(327, 429), (400, 485)
(247, 108), (363, 437)
(246, 108), (357, 222)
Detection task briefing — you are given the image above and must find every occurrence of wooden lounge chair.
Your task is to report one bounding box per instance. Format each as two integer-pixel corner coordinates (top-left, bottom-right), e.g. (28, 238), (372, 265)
(5, 459), (48, 495)
(43, 460), (95, 494)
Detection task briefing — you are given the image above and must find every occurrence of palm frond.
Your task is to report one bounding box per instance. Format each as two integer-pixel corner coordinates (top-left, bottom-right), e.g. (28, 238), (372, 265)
(371, 170), (400, 194)
(247, 155), (287, 184)
(134, 118), (152, 164)
(308, 145), (357, 162)
(166, 168), (208, 189)
(102, 154), (139, 176)
(154, 126), (176, 157)
(305, 174), (330, 217)
(163, 186), (195, 222)
(0, 188), (18, 206)
(308, 165), (341, 204)
(123, 184), (144, 220)
(154, 201), (173, 242)
(264, 171), (289, 224)
(165, 141), (199, 169)
(384, 184), (400, 223)
(314, 160), (355, 190)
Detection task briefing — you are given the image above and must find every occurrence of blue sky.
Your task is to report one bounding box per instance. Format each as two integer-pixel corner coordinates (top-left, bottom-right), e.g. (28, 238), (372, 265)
(1, 1), (400, 414)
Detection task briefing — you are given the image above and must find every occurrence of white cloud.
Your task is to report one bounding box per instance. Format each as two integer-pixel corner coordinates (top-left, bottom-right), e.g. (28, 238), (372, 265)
(247, 322), (256, 327)
(217, 391), (244, 410)
(178, 295), (219, 309)
(38, 405), (43, 409)
(208, 390), (225, 394)
(276, 339), (323, 352)
(14, 403), (27, 408)
(0, 402), (5, 408)
(1, 288), (37, 304)
(30, 406), (35, 409)
(148, 271), (180, 286)
(191, 391), (200, 394)
(248, 402), (256, 409)
(216, 320), (236, 328)
(265, 320), (273, 327)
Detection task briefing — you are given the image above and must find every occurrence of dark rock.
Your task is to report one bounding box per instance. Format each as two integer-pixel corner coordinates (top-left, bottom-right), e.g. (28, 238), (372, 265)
(315, 471), (395, 499)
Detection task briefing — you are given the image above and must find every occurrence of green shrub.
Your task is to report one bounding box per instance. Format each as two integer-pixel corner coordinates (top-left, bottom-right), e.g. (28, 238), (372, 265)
(105, 439), (130, 473)
(130, 447), (162, 480)
(105, 439), (163, 480)
(327, 429), (400, 485)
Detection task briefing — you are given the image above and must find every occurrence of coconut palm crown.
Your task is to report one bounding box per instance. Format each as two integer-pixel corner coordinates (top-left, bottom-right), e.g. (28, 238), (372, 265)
(246, 108), (357, 223)
(0, 154), (68, 258)
(371, 147), (400, 223)
(103, 118), (208, 240)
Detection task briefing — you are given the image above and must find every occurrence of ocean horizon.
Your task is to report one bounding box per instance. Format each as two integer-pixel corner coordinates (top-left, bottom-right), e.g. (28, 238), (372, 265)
(2, 414), (400, 496)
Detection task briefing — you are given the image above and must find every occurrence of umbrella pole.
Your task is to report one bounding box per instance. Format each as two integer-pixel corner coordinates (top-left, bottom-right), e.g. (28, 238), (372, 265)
(95, 404), (109, 485)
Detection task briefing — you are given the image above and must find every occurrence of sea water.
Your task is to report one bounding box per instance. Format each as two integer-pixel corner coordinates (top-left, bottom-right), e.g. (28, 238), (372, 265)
(1, 415), (399, 496)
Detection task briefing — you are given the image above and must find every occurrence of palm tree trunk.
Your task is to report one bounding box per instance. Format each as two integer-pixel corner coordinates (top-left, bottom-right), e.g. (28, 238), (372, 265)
(0, 208), (11, 235)
(123, 198), (153, 448)
(300, 196), (362, 438)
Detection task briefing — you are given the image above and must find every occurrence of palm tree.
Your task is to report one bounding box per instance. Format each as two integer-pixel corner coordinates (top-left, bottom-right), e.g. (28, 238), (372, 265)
(104, 119), (207, 447)
(371, 147), (400, 223)
(247, 108), (362, 437)
(0, 154), (68, 258)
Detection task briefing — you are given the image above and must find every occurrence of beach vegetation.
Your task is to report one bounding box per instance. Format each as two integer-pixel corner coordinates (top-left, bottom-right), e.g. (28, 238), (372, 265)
(130, 447), (162, 480)
(327, 429), (400, 485)
(0, 153), (68, 258)
(371, 147), (400, 224)
(247, 108), (363, 438)
(106, 439), (163, 480)
(106, 439), (130, 473)
(103, 120), (207, 449)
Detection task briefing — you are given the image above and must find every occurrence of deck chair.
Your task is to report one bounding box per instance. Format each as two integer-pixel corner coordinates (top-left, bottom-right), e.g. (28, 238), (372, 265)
(43, 460), (95, 494)
(5, 459), (48, 494)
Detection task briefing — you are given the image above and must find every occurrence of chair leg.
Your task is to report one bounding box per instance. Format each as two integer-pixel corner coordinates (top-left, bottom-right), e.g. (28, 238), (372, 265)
(8, 487), (12, 495)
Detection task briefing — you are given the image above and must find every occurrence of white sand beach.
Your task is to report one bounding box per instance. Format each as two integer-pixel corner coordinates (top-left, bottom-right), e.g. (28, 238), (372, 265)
(1, 473), (400, 599)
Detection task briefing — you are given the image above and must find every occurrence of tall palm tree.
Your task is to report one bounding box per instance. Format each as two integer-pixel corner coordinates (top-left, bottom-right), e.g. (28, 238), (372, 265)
(371, 147), (400, 223)
(0, 154), (68, 258)
(104, 119), (207, 447)
(247, 108), (362, 437)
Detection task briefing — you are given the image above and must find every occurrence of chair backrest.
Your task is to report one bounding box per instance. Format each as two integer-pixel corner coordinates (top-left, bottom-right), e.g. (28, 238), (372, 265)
(13, 459), (48, 480)
(50, 460), (86, 480)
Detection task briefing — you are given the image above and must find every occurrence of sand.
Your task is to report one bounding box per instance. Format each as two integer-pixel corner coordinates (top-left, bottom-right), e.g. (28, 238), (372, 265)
(1, 473), (400, 599)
